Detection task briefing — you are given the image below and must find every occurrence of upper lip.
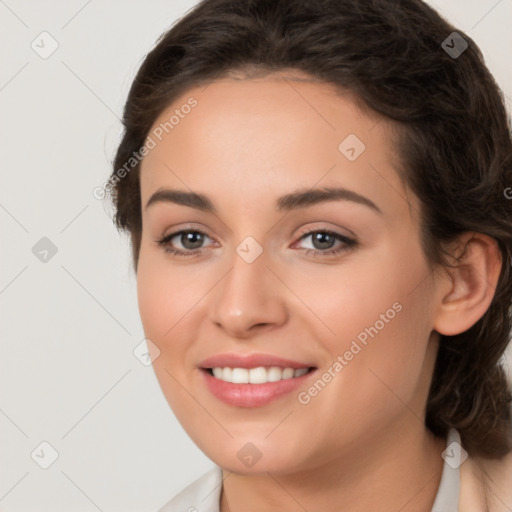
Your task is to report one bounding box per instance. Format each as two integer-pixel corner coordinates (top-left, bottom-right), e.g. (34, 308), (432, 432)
(199, 353), (315, 370)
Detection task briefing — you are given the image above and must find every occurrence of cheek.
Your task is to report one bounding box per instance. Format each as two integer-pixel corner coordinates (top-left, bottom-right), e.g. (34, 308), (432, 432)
(299, 246), (425, 349)
(136, 256), (169, 340)
(136, 250), (199, 411)
(136, 247), (214, 380)
(137, 247), (196, 339)
(302, 244), (433, 413)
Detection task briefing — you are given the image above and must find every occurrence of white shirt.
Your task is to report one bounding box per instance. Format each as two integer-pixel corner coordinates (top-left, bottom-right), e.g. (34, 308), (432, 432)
(157, 429), (461, 512)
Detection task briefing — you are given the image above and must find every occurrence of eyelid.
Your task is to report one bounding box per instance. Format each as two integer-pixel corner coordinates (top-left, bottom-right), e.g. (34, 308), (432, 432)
(159, 223), (215, 241)
(156, 227), (357, 261)
(291, 228), (356, 251)
(158, 227), (216, 247)
(293, 223), (356, 241)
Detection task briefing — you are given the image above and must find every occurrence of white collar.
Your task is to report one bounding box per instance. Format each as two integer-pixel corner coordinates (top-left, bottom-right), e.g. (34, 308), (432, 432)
(431, 427), (462, 512)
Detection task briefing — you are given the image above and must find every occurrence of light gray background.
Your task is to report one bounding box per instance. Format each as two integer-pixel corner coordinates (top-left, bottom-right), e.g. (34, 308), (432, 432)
(1, 1), (511, 511)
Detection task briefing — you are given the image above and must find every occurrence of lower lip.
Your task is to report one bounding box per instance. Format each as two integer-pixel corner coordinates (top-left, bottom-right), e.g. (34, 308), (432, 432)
(201, 368), (316, 408)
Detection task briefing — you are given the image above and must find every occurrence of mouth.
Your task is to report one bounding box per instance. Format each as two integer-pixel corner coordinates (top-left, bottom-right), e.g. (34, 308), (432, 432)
(203, 366), (314, 384)
(198, 353), (318, 407)
(201, 367), (317, 408)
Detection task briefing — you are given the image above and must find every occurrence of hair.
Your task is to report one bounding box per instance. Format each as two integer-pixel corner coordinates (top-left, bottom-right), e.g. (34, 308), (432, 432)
(108, 0), (512, 458)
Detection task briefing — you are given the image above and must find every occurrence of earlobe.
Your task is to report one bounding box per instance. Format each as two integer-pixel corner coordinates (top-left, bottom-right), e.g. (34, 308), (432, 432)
(433, 233), (502, 336)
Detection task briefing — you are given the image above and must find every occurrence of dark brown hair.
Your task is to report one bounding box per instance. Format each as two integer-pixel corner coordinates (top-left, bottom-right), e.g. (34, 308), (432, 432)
(108, 0), (512, 457)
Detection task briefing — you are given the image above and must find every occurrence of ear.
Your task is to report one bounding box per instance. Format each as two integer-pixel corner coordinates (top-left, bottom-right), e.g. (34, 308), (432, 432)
(433, 232), (502, 336)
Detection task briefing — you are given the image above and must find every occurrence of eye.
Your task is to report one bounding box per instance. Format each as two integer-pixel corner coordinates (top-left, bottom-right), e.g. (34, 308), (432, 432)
(157, 229), (214, 257)
(156, 228), (357, 259)
(293, 229), (357, 257)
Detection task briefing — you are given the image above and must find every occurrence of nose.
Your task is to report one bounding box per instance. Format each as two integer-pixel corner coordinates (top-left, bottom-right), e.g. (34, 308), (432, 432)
(210, 248), (289, 339)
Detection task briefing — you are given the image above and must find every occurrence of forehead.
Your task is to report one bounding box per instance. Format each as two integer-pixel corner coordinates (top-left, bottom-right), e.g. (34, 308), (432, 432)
(139, 73), (416, 221)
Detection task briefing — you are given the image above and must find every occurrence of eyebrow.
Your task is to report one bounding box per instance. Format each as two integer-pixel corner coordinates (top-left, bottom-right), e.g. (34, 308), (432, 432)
(145, 186), (382, 214)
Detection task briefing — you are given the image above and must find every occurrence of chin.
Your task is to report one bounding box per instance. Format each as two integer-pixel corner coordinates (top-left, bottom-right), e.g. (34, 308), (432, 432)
(195, 436), (308, 475)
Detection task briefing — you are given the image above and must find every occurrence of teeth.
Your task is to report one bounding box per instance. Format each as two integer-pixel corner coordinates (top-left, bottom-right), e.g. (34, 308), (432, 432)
(210, 366), (310, 383)
(249, 367), (267, 384)
(231, 368), (249, 384)
(282, 367), (295, 380)
(222, 367), (232, 382)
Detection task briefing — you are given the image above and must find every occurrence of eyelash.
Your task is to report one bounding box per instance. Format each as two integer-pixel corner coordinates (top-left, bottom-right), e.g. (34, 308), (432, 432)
(156, 228), (357, 258)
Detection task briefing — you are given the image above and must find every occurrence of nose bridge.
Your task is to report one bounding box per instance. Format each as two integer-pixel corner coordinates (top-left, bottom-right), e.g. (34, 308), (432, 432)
(210, 240), (288, 336)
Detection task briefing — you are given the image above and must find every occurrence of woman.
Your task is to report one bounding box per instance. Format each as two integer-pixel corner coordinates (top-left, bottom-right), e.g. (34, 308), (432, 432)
(108, 0), (512, 510)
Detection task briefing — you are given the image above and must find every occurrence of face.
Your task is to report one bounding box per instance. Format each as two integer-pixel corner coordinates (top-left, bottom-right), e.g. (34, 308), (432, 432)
(137, 71), (442, 475)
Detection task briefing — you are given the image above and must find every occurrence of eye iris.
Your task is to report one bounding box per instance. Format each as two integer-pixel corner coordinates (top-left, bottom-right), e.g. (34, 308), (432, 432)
(312, 232), (335, 250)
(182, 232), (204, 249)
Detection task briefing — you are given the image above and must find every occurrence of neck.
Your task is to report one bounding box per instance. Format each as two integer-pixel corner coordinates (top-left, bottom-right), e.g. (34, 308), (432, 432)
(220, 422), (446, 512)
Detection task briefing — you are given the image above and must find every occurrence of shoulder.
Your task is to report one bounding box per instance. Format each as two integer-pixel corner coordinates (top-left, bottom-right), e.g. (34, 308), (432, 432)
(156, 466), (223, 512)
(459, 450), (512, 512)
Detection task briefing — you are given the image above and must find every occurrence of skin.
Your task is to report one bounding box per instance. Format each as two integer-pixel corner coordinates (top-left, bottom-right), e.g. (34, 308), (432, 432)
(136, 70), (502, 511)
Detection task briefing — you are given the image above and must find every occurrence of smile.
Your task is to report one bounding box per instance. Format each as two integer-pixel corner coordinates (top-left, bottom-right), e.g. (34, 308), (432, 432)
(201, 366), (317, 408)
(208, 366), (310, 384)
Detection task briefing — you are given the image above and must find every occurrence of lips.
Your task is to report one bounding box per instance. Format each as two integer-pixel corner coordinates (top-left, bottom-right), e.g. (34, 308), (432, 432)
(199, 352), (315, 370)
(198, 352), (317, 407)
